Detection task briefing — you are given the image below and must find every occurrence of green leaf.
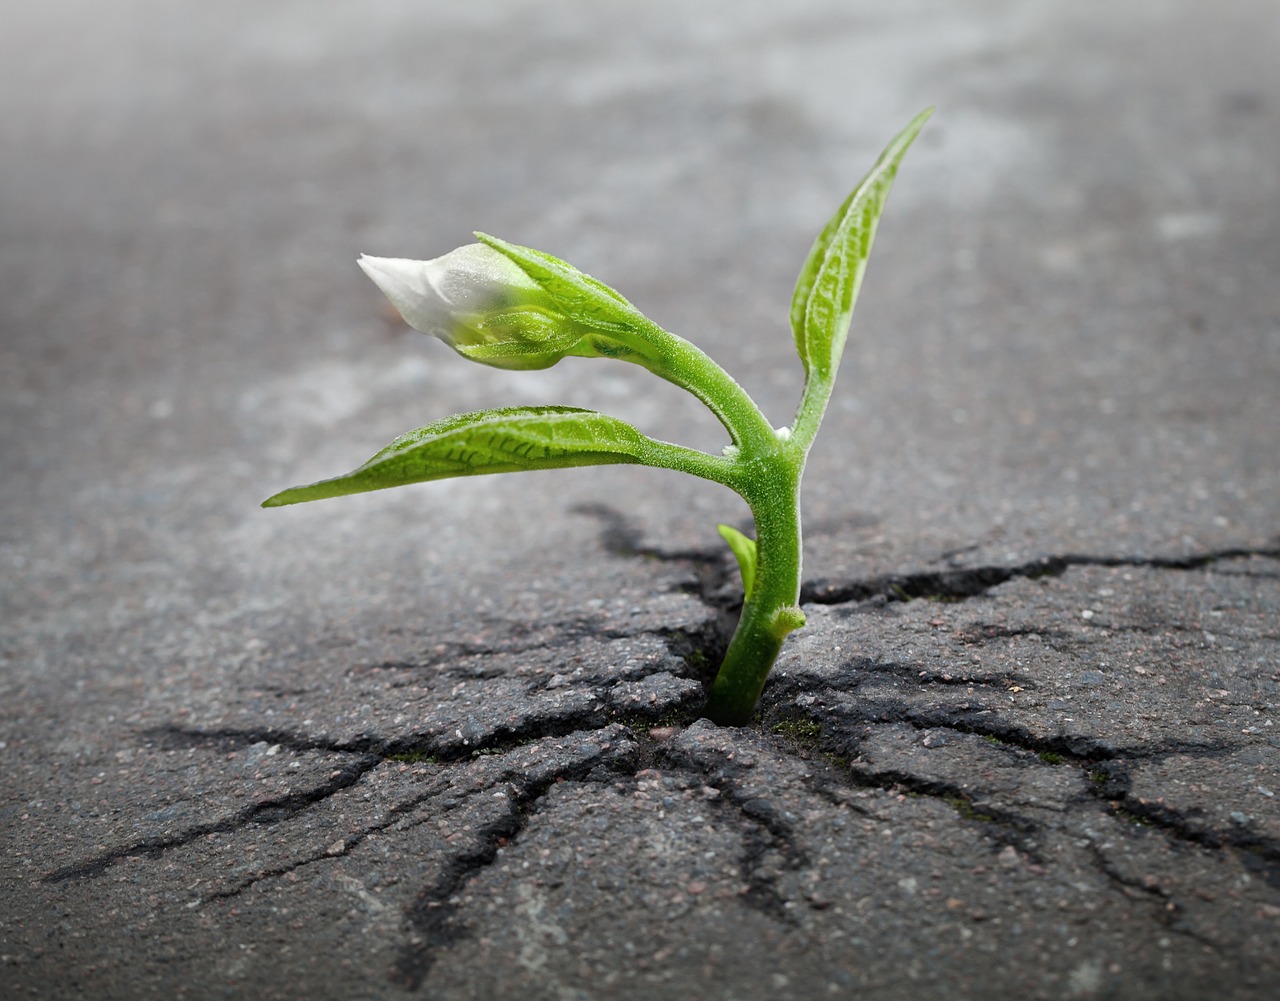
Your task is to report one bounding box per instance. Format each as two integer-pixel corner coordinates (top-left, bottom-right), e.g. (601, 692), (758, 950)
(717, 523), (758, 601)
(790, 108), (933, 381)
(262, 406), (652, 507)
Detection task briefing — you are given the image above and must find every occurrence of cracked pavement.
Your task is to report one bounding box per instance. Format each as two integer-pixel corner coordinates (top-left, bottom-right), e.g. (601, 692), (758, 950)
(3, 1), (1279, 999)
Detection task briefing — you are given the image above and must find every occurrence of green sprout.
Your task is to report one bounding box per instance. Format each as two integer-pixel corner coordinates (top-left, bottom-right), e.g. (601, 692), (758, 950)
(264, 109), (932, 725)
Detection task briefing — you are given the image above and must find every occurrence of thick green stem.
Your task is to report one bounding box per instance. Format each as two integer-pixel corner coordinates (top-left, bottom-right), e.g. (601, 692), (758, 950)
(790, 360), (838, 454)
(706, 450), (806, 725)
(628, 316), (778, 453)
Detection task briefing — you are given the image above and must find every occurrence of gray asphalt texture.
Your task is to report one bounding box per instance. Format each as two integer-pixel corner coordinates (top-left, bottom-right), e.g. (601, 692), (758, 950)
(3, 1), (1279, 999)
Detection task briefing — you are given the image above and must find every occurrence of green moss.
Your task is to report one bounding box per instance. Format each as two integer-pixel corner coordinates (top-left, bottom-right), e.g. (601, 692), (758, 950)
(388, 749), (439, 765)
(770, 717), (823, 743)
(1038, 751), (1064, 765)
(1115, 807), (1154, 828)
(820, 750), (851, 770)
(684, 649), (710, 673)
(946, 796), (994, 823)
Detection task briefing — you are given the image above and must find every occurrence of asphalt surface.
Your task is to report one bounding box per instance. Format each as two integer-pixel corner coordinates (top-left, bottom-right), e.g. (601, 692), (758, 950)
(2, 1), (1278, 998)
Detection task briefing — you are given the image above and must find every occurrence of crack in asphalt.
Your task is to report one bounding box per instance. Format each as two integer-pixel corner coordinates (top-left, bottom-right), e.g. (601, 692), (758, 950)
(762, 671), (1250, 764)
(40, 533), (1276, 989)
(949, 624), (1083, 653)
(355, 617), (726, 681)
(755, 711), (1266, 944)
(843, 762), (1039, 836)
(756, 664), (1277, 849)
(42, 753), (382, 884)
(200, 777), (450, 904)
(42, 714), (631, 886)
(784, 696), (1280, 884)
(390, 742), (640, 990)
(1085, 842), (1223, 949)
(801, 546), (1280, 606)
(150, 686), (690, 766)
(656, 753), (810, 926)
(1086, 761), (1280, 886)
(66, 541), (1271, 882)
(570, 511), (1276, 617)
(760, 716), (1051, 855)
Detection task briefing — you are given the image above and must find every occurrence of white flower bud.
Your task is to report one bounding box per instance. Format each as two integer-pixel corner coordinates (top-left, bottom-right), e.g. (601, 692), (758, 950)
(358, 245), (584, 370)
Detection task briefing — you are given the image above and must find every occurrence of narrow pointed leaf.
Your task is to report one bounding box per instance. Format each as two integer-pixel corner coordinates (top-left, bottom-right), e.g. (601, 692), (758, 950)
(790, 108), (932, 380)
(262, 406), (653, 507)
(717, 523), (758, 601)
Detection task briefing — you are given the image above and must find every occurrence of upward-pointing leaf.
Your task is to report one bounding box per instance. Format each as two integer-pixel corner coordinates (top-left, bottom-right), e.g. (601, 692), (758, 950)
(790, 108), (932, 381)
(261, 406), (653, 507)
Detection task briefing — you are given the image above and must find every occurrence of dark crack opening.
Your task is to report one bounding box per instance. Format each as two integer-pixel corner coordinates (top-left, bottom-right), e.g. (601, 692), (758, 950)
(802, 546), (1280, 607)
(43, 752), (382, 884)
(390, 744), (640, 989)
